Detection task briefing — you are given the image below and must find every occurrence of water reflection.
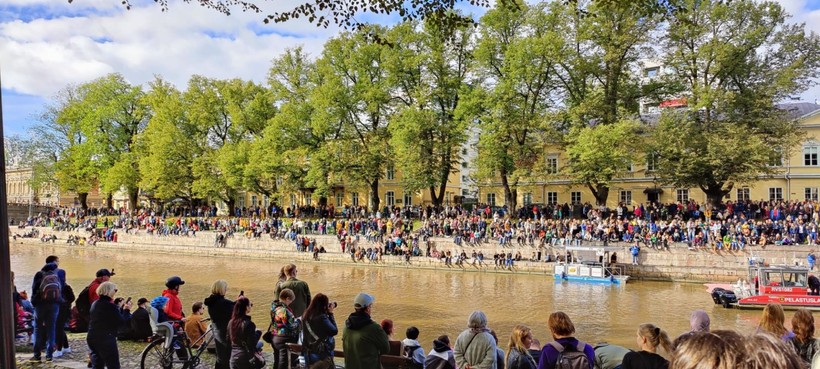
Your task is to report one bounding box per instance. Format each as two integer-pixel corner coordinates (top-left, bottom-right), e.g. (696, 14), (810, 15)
(10, 243), (777, 350)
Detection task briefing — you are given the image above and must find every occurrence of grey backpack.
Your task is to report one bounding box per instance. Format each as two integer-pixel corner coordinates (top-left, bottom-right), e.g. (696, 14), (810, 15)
(549, 341), (590, 369)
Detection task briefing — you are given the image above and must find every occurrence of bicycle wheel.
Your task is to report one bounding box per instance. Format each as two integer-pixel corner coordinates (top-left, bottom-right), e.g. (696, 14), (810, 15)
(141, 339), (177, 369)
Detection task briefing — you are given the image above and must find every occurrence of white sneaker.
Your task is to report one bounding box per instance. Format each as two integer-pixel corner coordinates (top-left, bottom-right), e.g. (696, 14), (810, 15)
(52, 350), (63, 358)
(62, 347), (72, 353)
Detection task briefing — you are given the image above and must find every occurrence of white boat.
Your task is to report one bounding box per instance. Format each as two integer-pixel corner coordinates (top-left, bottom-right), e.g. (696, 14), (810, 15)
(553, 246), (630, 284)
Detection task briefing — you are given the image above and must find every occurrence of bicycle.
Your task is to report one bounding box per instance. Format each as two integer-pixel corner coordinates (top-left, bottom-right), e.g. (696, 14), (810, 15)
(140, 319), (214, 369)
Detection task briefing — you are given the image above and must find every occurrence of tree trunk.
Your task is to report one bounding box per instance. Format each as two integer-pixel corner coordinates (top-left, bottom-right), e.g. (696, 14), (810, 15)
(128, 189), (139, 213)
(701, 182), (731, 208)
(106, 193), (113, 210)
(500, 171), (517, 211)
(588, 183), (610, 207)
(226, 198), (236, 217)
(369, 179), (380, 213)
(429, 186), (441, 207)
(78, 192), (89, 210)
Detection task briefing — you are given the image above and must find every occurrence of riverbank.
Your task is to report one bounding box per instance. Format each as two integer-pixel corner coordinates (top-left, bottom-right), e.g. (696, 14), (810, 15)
(11, 226), (820, 282)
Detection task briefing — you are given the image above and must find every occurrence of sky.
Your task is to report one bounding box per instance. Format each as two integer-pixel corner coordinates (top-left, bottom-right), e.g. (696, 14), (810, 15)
(1, 0), (820, 136)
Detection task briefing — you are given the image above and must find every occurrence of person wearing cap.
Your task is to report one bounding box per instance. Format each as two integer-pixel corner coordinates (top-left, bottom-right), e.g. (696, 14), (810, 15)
(274, 264), (311, 318)
(130, 298), (153, 341)
(342, 293), (390, 369)
(88, 269), (114, 304)
(163, 276), (186, 321)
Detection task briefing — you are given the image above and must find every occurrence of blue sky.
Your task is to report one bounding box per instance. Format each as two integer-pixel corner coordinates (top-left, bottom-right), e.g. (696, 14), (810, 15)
(2, 0), (820, 137)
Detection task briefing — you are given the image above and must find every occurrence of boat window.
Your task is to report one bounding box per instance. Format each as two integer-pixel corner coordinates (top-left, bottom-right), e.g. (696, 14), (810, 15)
(782, 272), (808, 287)
(765, 271), (783, 286)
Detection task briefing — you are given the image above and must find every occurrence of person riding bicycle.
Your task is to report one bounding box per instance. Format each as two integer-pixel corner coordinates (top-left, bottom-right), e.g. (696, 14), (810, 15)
(163, 276), (186, 322)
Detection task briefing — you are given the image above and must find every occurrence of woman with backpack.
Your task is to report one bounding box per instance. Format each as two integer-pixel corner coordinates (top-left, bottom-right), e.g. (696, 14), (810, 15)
(787, 309), (817, 368)
(301, 293), (338, 369)
(621, 324), (671, 369)
(537, 312), (594, 369)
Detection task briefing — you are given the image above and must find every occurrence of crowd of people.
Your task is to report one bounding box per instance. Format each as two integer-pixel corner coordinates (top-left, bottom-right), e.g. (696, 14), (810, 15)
(13, 254), (820, 369)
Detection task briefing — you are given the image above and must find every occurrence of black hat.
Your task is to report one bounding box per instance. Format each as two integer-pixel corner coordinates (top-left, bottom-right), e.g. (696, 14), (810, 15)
(165, 276), (185, 288)
(96, 269), (114, 278)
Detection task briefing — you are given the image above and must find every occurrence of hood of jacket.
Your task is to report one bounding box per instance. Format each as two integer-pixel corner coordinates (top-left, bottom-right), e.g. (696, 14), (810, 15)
(345, 311), (374, 330)
(162, 289), (178, 297)
(41, 262), (58, 273)
(433, 338), (451, 353)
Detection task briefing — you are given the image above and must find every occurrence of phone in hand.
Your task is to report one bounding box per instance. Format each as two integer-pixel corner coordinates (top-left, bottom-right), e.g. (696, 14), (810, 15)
(126, 297), (132, 304)
(240, 290), (245, 297)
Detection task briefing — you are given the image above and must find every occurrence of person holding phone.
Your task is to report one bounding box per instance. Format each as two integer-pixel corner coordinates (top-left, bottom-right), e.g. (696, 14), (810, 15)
(302, 293), (338, 369)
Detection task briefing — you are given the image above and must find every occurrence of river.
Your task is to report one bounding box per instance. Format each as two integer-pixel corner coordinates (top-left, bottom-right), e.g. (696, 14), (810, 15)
(10, 243), (779, 352)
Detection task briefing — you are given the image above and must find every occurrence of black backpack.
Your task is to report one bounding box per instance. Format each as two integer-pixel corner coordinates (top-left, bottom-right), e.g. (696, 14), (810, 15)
(403, 345), (423, 369)
(549, 341), (590, 369)
(75, 285), (91, 317)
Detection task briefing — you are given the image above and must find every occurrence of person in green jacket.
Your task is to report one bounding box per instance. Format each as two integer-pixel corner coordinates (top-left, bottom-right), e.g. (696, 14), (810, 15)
(342, 293), (390, 369)
(274, 264), (311, 318)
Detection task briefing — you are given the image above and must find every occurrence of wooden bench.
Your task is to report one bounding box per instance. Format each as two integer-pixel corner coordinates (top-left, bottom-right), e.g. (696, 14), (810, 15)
(286, 343), (413, 369)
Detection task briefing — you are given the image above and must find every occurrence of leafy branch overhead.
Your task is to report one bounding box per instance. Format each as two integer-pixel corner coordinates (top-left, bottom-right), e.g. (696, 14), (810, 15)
(73, 0), (683, 29)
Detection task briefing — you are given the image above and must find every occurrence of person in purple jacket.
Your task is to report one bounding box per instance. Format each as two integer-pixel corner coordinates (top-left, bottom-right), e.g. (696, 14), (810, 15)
(537, 312), (595, 369)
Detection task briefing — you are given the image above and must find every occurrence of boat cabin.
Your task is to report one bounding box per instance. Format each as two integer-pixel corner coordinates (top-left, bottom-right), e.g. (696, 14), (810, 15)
(750, 264), (810, 295)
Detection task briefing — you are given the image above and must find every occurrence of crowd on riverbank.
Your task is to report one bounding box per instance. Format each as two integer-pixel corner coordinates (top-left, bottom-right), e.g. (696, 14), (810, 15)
(13, 199), (820, 258)
(12, 255), (820, 369)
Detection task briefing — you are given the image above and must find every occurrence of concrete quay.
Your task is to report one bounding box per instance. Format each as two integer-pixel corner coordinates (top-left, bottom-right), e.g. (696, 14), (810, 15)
(12, 227), (820, 282)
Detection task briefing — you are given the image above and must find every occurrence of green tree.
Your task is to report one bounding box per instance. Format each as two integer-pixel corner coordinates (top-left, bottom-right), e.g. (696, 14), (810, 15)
(137, 77), (198, 203)
(653, 0), (820, 205)
(565, 120), (644, 205)
(387, 20), (473, 206)
(314, 26), (394, 211)
(77, 73), (149, 210)
(470, 1), (560, 210)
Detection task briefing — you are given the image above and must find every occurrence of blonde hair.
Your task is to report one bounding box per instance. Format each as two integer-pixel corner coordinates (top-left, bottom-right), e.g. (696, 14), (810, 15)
(639, 323), (673, 353)
(506, 324), (533, 364)
(758, 303), (788, 337)
(96, 281), (117, 298)
(670, 330), (744, 369)
(211, 280), (228, 296)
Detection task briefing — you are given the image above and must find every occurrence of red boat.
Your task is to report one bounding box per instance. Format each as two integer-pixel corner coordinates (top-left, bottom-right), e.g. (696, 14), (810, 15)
(706, 263), (820, 310)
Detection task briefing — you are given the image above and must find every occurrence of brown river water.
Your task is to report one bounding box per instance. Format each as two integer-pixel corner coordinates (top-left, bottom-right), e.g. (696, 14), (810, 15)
(9, 243), (789, 352)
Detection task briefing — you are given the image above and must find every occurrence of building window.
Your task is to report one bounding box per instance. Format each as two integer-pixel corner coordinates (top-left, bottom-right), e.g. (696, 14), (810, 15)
(251, 195), (258, 207)
(352, 192), (359, 207)
(804, 145), (819, 166)
(806, 188), (819, 201)
(487, 193), (496, 206)
(462, 175), (469, 182)
(386, 164), (395, 180)
(462, 189), (469, 197)
(289, 194), (296, 208)
(546, 155), (558, 174)
(646, 152), (658, 172)
(238, 198), (245, 209)
(276, 176), (283, 186)
(769, 148), (783, 167)
(523, 193), (532, 206)
(645, 67), (659, 78)
(386, 191), (395, 206)
(305, 194), (312, 205)
(547, 192), (558, 205)
(676, 189), (689, 203)
(404, 192), (413, 206)
(462, 148), (468, 155)
(336, 193), (344, 207)
(571, 192), (581, 205)
(737, 187), (750, 202)
(769, 188), (783, 201)
(625, 162), (633, 172)
(620, 190), (632, 204)
(461, 162), (468, 169)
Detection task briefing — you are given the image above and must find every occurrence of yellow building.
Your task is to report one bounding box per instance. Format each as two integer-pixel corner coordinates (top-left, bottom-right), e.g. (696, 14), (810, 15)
(4, 167), (60, 205)
(477, 102), (820, 208)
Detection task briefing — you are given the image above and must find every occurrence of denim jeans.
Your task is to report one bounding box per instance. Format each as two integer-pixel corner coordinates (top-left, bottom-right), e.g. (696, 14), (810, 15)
(33, 302), (59, 359)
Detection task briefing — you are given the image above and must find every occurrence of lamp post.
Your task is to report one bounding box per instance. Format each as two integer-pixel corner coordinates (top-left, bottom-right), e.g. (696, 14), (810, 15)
(1, 69), (19, 368)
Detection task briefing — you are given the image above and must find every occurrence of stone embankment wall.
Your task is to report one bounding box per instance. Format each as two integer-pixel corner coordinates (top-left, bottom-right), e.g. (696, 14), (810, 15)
(12, 227), (818, 282)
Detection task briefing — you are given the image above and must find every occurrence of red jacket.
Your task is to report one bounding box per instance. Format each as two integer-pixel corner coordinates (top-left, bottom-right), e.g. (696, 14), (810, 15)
(88, 278), (103, 303)
(162, 289), (184, 320)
